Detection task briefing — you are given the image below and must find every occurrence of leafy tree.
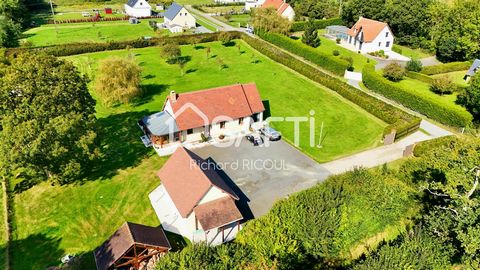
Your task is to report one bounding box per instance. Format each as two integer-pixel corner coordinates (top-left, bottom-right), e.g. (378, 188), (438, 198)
(341, 0), (386, 26)
(382, 63), (406, 82)
(218, 31), (233, 45)
(251, 8), (291, 35)
(430, 75), (455, 95)
(0, 53), (98, 185)
(459, 74), (480, 121)
(289, 0), (340, 20)
(302, 20), (320, 48)
(405, 59), (423, 72)
(430, 0), (480, 62)
(94, 57), (143, 106)
(0, 15), (21, 47)
(160, 42), (181, 63)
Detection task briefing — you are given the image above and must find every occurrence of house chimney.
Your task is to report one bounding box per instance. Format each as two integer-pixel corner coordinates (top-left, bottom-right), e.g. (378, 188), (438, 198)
(170, 90), (177, 103)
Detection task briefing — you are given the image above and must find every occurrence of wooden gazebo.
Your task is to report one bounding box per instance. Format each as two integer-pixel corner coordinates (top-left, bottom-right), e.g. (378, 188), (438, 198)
(94, 222), (171, 270)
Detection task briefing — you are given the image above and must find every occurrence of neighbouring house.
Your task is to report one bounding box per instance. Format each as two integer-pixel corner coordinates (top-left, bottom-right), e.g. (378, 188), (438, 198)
(138, 83), (265, 156)
(94, 222), (171, 270)
(163, 2), (196, 33)
(245, 0), (265, 11)
(149, 147), (244, 245)
(464, 59), (480, 82)
(125, 0), (152, 17)
(346, 17), (394, 54)
(260, 0), (295, 21)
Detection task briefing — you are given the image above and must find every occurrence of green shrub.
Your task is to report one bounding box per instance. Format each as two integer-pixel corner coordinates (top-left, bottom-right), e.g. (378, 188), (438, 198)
(291, 17), (343, 32)
(333, 49), (340, 56)
(405, 59), (423, 72)
(241, 34), (421, 140)
(392, 45), (403, 55)
(383, 63), (406, 82)
(430, 75), (455, 95)
(421, 61), (473, 75)
(368, 50), (388, 59)
(336, 38), (341, 44)
(363, 64), (473, 127)
(413, 136), (458, 157)
(257, 30), (350, 75)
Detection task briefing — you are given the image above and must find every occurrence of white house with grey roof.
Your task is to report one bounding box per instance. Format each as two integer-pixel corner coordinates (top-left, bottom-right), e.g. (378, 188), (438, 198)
(163, 2), (196, 32)
(464, 59), (480, 82)
(125, 0), (152, 17)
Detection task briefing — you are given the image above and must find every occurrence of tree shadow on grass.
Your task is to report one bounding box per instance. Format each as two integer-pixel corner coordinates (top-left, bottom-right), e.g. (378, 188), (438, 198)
(194, 45), (206, 50)
(222, 41), (236, 47)
(133, 83), (169, 107)
(86, 110), (155, 181)
(9, 233), (64, 270)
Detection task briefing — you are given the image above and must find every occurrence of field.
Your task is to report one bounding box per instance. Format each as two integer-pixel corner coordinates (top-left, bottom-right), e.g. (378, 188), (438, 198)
(393, 44), (433, 59)
(431, 70), (470, 88)
(9, 40), (385, 269)
(67, 40), (385, 160)
(216, 14), (251, 28)
(23, 20), (166, 47)
(308, 30), (375, 72)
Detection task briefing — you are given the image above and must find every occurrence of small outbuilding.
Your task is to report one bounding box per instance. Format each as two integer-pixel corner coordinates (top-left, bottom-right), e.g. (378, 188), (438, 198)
(94, 222), (171, 270)
(464, 59), (480, 82)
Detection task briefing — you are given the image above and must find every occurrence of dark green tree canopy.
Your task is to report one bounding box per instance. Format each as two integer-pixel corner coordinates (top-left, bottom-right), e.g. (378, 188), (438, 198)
(0, 53), (99, 186)
(302, 20), (321, 48)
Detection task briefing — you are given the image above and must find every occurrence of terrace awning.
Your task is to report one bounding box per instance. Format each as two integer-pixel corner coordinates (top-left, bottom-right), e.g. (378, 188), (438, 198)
(141, 111), (179, 136)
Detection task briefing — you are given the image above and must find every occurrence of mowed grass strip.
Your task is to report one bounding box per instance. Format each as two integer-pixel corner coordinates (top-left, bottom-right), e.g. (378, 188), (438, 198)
(23, 20), (165, 47)
(67, 40), (385, 161)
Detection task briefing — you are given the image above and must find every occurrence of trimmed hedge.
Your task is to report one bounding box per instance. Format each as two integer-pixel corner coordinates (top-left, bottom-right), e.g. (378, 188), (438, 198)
(241, 34), (421, 139)
(257, 31), (350, 75)
(291, 17), (343, 32)
(406, 71), (433, 84)
(6, 32), (236, 57)
(413, 135), (458, 157)
(420, 61), (473, 75)
(363, 65), (472, 127)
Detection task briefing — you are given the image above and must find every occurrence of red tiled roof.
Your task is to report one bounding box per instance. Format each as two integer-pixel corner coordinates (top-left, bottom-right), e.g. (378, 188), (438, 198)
(165, 83), (265, 130)
(262, 0), (290, 15)
(194, 197), (243, 231)
(157, 147), (239, 218)
(347, 17), (390, 42)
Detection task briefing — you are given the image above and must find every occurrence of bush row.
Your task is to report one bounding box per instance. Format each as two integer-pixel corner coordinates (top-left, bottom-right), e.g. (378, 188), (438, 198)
(7, 32), (235, 57)
(420, 60), (473, 75)
(413, 135), (458, 157)
(241, 34), (421, 139)
(257, 30), (350, 75)
(291, 17), (343, 32)
(406, 71), (433, 84)
(363, 65), (472, 127)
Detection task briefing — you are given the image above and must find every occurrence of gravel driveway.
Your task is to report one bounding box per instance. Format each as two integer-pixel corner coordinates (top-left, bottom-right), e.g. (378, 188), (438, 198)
(192, 138), (330, 218)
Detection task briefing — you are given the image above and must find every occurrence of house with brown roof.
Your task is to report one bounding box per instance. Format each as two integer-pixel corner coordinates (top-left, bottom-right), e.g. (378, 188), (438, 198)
(94, 222), (171, 270)
(259, 0), (295, 21)
(149, 147), (244, 245)
(138, 83), (265, 156)
(346, 17), (394, 54)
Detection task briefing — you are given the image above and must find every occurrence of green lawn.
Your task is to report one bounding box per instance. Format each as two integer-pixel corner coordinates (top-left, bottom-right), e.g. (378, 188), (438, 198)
(431, 70), (470, 88)
(67, 40), (385, 161)
(216, 14), (251, 28)
(393, 44), (433, 59)
(23, 20), (166, 47)
(309, 30), (376, 72)
(393, 75), (466, 110)
(201, 6), (245, 14)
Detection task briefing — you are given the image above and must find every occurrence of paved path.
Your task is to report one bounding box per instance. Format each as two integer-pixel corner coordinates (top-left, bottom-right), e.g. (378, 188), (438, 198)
(420, 56), (441, 67)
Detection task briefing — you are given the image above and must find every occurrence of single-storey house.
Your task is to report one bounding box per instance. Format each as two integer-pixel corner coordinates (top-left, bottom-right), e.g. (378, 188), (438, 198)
(346, 17), (394, 54)
(94, 222), (171, 270)
(163, 2), (196, 32)
(125, 0), (152, 17)
(149, 147), (244, 245)
(464, 59), (480, 82)
(138, 83), (265, 156)
(260, 0), (295, 21)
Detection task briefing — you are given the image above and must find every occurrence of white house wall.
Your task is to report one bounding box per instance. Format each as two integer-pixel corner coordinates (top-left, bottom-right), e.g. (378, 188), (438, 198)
(198, 187), (230, 206)
(167, 7), (196, 28)
(368, 27), (394, 53)
(124, 0), (152, 17)
(282, 5), (295, 21)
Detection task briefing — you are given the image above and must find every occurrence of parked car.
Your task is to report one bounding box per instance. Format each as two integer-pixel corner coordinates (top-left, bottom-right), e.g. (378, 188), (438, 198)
(246, 134), (263, 146)
(260, 126), (281, 141)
